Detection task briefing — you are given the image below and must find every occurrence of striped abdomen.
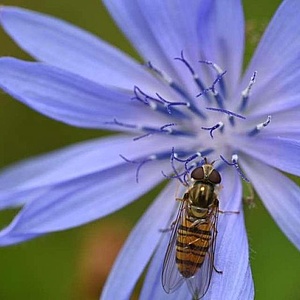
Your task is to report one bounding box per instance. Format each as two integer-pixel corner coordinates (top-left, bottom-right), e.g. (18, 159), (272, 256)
(175, 218), (212, 278)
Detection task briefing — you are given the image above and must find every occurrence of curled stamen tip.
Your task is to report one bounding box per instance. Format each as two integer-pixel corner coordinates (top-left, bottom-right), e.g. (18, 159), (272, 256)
(201, 121), (224, 139)
(199, 60), (225, 74)
(220, 154), (250, 182)
(257, 115), (271, 130)
(119, 154), (132, 163)
(249, 115), (272, 136)
(240, 71), (258, 111)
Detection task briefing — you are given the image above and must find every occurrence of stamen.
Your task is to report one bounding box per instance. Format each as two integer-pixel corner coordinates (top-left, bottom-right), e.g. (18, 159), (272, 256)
(162, 147), (187, 185)
(120, 152), (170, 183)
(199, 60), (227, 96)
(239, 71), (257, 112)
(197, 71), (227, 109)
(162, 147), (214, 185)
(133, 123), (189, 141)
(212, 90), (225, 109)
(105, 118), (136, 129)
(105, 119), (193, 141)
(228, 115), (235, 126)
(147, 61), (191, 100)
(220, 154), (250, 182)
(201, 122), (224, 139)
(147, 60), (207, 119)
(155, 93), (190, 114)
(175, 51), (207, 93)
(206, 107), (246, 120)
(174, 151), (203, 174)
(248, 115), (271, 136)
(147, 61), (173, 84)
(132, 86), (187, 119)
(120, 155), (152, 183)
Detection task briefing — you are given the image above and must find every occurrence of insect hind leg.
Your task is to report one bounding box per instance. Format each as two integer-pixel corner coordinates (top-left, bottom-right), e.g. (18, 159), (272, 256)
(159, 221), (176, 233)
(213, 265), (223, 274)
(208, 251), (223, 274)
(218, 209), (239, 215)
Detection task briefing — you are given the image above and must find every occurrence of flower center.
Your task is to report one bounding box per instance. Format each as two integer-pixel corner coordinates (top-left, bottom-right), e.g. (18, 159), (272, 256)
(114, 52), (272, 183)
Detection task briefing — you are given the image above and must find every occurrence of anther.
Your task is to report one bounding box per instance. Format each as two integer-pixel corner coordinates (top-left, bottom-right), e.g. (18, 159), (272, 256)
(248, 115), (271, 136)
(228, 115), (235, 126)
(105, 118), (136, 129)
(201, 122), (224, 139)
(162, 147), (187, 185)
(105, 119), (192, 141)
(133, 123), (177, 141)
(120, 154), (153, 183)
(147, 61), (189, 99)
(147, 61), (173, 84)
(205, 107), (246, 120)
(174, 151), (203, 174)
(157, 92), (206, 120)
(197, 70), (227, 109)
(155, 93), (190, 114)
(132, 86), (187, 118)
(163, 147), (215, 185)
(239, 71), (257, 112)
(199, 60), (227, 96)
(147, 60), (206, 119)
(212, 90), (225, 109)
(174, 51), (207, 95)
(120, 152), (170, 183)
(220, 154), (250, 182)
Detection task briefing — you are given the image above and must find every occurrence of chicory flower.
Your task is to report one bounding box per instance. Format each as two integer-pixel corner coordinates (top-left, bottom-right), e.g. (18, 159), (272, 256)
(0, 0), (299, 299)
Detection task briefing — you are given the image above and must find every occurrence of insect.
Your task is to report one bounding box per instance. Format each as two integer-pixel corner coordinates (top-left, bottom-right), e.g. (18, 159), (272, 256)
(162, 161), (222, 299)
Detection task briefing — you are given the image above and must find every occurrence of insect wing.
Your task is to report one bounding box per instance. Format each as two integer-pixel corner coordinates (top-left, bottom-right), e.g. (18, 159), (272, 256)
(186, 204), (219, 299)
(162, 200), (185, 293)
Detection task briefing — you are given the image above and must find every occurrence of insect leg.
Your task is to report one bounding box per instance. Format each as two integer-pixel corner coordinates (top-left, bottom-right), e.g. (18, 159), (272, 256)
(159, 220), (176, 233)
(243, 182), (255, 208)
(218, 209), (239, 214)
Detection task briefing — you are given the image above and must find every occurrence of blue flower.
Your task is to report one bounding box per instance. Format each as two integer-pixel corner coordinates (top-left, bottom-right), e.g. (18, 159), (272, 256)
(0, 1), (299, 299)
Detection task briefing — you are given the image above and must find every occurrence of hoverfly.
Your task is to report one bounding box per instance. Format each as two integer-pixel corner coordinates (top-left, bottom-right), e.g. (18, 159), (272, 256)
(162, 161), (222, 299)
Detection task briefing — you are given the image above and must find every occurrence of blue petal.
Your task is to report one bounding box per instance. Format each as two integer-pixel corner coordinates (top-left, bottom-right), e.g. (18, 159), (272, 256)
(243, 109), (300, 140)
(242, 0), (300, 114)
(103, 0), (206, 88)
(101, 180), (178, 300)
(104, 0), (245, 97)
(0, 159), (170, 246)
(266, 109), (300, 138)
(238, 267), (255, 300)
(207, 167), (253, 300)
(0, 134), (178, 209)
(197, 0), (245, 96)
(236, 136), (300, 177)
(0, 58), (165, 130)
(241, 157), (300, 250)
(0, 6), (162, 91)
(140, 228), (190, 300)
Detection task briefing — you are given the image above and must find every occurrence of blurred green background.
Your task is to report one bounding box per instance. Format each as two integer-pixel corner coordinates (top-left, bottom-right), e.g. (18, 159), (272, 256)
(0, 0), (299, 299)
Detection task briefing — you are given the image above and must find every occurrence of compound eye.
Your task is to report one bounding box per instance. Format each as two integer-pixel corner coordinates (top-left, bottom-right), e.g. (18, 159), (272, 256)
(208, 169), (221, 184)
(191, 167), (204, 181)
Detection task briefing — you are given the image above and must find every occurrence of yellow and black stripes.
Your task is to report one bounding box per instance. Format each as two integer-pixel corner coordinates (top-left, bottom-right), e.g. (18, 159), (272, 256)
(175, 220), (212, 278)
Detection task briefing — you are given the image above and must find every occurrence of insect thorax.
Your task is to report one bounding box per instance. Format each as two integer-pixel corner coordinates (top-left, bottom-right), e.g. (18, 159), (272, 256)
(186, 182), (216, 219)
